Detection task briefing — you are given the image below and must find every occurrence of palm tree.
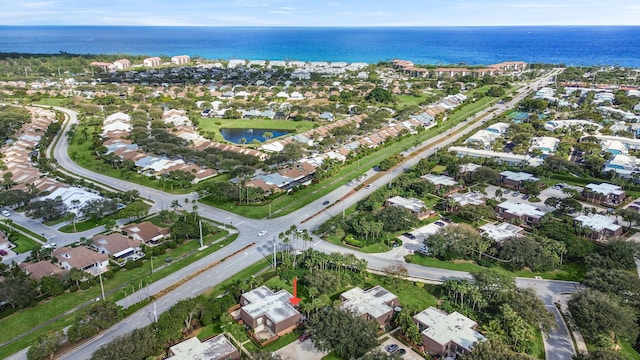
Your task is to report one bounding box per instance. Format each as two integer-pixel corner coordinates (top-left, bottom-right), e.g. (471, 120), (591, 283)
(239, 137), (247, 147)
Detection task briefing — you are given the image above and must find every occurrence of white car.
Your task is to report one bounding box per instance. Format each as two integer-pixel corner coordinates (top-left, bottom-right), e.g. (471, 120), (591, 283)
(365, 184), (373, 189)
(1, 210), (10, 217)
(258, 230), (268, 237)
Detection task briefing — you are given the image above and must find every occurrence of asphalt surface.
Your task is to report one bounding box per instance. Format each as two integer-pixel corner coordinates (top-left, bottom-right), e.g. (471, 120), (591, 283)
(6, 69), (579, 360)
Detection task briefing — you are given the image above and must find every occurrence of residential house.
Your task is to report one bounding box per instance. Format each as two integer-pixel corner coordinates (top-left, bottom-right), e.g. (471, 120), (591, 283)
(121, 221), (170, 245)
(171, 55), (191, 65)
(339, 286), (399, 328)
(529, 136), (560, 157)
(603, 154), (639, 178)
(582, 183), (626, 206)
(498, 171), (539, 190)
(574, 214), (623, 241)
(495, 201), (545, 226)
(238, 286), (301, 337)
(448, 192), (486, 207)
(384, 196), (432, 220)
(41, 186), (104, 215)
(479, 222), (525, 244)
(413, 307), (486, 358)
(92, 233), (143, 260)
(485, 122), (509, 135)
(20, 261), (68, 280)
(421, 174), (458, 189)
(167, 334), (240, 360)
(0, 229), (10, 252)
(463, 130), (500, 149)
(602, 140), (628, 156)
(53, 246), (109, 274)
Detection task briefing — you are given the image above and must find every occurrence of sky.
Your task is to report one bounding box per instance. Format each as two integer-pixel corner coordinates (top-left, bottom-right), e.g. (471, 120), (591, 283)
(0, 0), (639, 26)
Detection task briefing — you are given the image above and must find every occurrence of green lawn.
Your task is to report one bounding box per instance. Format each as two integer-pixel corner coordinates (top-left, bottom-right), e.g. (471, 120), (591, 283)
(620, 340), (640, 360)
(532, 329), (545, 359)
(396, 94), (428, 110)
(34, 98), (65, 106)
(0, 232), (234, 359)
(0, 222), (41, 254)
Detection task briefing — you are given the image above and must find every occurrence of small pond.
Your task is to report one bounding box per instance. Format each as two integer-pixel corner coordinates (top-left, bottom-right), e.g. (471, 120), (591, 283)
(220, 128), (290, 144)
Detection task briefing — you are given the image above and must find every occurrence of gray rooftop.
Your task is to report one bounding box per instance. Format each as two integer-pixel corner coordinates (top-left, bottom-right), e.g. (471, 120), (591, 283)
(479, 222), (524, 242)
(421, 174), (458, 186)
(449, 192), (486, 206)
(241, 286), (300, 324)
(386, 196), (426, 213)
(413, 307), (486, 352)
(499, 171), (539, 182)
(168, 334), (237, 360)
(498, 201), (545, 218)
(340, 286), (397, 319)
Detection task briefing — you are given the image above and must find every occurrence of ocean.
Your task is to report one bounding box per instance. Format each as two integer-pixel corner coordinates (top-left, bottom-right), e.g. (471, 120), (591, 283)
(1, 26), (640, 67)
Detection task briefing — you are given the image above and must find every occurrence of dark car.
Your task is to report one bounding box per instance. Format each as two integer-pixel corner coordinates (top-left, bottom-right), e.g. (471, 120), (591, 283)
(402, 233), (416, 240)
(299, 333), (311, 342)
(434, 221), (445, 227)
(322, 200), (330, 206)
(385, 344), (399, 353)
(398, 349), (407, 356)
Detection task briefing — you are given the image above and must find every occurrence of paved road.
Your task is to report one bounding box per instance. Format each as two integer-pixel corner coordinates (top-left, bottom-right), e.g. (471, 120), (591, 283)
(8, 69), (576, 360)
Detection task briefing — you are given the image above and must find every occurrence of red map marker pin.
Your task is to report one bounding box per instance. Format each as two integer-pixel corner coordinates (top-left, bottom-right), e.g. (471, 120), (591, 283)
(289, 277), (301, 306)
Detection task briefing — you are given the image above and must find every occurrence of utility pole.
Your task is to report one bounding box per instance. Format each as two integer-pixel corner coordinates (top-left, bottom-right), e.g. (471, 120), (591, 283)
(198, 219), (204, 249)
(273, 236), (276, 268)
(98, 266), (105, 301)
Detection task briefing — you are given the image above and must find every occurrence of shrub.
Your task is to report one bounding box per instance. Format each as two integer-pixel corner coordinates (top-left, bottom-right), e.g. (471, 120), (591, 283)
(125, 261), (136, 270)
(79, 282), (91, 290)
(167, 241), (178, 249)
(69, 285), (79, 293)
(103, 270), (115, 279)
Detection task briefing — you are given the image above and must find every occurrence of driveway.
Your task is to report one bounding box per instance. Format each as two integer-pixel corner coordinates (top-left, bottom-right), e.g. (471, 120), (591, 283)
(379, 337), (423, 360)
(276, 338), (327, 360)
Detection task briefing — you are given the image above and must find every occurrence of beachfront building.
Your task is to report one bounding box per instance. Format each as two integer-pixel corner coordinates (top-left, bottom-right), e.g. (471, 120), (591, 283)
(143, 57), (162, 67)
(448, 147), (544, 167)
(113, 59), (131, 70)
(171, 55), (191, 65)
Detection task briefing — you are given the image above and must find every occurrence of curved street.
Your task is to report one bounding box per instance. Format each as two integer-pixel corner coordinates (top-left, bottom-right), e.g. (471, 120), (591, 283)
(7, 68), (579, 360)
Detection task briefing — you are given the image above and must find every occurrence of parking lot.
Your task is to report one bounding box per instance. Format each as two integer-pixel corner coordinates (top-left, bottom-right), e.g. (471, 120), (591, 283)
(275, 338), (328, 360)
(379, 337), (423, 360)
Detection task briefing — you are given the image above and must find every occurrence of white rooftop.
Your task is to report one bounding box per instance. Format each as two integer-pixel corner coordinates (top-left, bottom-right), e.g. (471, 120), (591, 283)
(498, 201), (545, 218)
(499, 171), (539, 182)
(574, 214), (621, 232)
(448, 147), (544, 167)
(421, 174), (458, 187)
(168, 335), (237, 360)
(386, 196), (426, 213)
(413, 307), (486, 352)
(340, 286), (397, 319)
(584, 183), (625, 196)
(479, 222), (524, 242)
(449, 192), (486, 206)
(241, 286), (300, 324)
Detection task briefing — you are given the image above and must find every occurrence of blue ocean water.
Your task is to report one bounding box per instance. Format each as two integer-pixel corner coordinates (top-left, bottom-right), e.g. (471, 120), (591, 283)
(1, 26), (639, 67)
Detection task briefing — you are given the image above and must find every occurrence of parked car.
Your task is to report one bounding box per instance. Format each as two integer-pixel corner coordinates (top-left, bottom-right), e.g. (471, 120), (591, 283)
(365, 184), (373, 189)
(434, 221), (445, 227)
(402, 233), (416, 240)
(1, 210), (10, 217)
(0, 249), (8, 256)
(512, 191), (520, 197)
(385, 344), (399, 354)
(397, 349), (407, 356)
(503, 189), (510, 194)
(299, 333), (311, 342)
(522, 194), (530, 200)
(322, 200), (330, 206)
